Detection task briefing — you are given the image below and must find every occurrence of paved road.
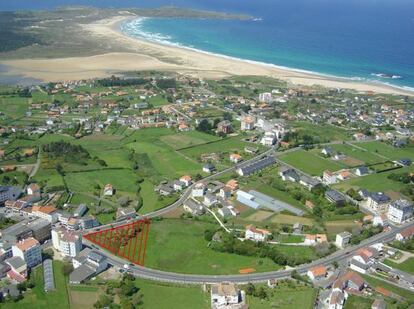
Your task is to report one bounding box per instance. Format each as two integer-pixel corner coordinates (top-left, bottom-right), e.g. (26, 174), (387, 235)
(83, 220), (413, 284)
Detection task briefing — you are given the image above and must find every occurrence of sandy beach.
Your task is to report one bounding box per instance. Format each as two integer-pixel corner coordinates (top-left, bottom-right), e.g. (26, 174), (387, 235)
(1, 15), (413, 96)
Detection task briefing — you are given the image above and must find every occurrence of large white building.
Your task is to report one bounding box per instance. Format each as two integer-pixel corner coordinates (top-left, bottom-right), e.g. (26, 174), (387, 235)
(12, 237), (42, 268)
(387, 199), (413, 224)
(240, 116), (255, 131)
(258, 92), (272, 103)
(245, 225), (271, 242)
(335, 231), (352, 248)
(211, 282), (245, 309)
(52, 227), (82, 257)
(366, 192), (391, 212)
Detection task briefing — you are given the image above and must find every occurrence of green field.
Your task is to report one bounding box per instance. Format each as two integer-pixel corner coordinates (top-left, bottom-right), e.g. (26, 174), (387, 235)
(363, 275), (414, 302)
(64, 169), (138, 195)
(330, 143), (384, 164)
(279, 149), (345, 175)
(144, 219), (281, 275)
(333, 165), (414, 192)
(179, 136), (257, 160)
(247, 283), (317, 309)
(2, 261), (70, 309)
(291, 121), (350, 142)
(384, 258), (414, 275)
(138, 180), (178, 214)
(344, 295), (373, 309)
(160, 131), (219, 150)
(135, 279), (210, 309)
(127, 141), (202, 177)
(356, 141), (414, 161)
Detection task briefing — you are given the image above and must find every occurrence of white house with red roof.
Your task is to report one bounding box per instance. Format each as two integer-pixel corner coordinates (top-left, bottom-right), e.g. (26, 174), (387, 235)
(245, 225), (271, 242)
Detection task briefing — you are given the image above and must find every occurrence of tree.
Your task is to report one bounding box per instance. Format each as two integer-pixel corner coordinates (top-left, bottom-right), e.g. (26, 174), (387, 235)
(61, 262), (74, 276)
(94, 294), (113, 308)
(223, 112), (233, 121)
(246, 283), (255, 295)
(56, 163), (64, 176)
(197, 119), (212, 133)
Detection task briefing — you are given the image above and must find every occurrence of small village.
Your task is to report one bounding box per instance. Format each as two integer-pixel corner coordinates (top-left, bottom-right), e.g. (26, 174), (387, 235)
(0, 72), (413, 308)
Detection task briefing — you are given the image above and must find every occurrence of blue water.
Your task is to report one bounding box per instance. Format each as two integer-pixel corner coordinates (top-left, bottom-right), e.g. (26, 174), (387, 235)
(2, 0), (414, 89)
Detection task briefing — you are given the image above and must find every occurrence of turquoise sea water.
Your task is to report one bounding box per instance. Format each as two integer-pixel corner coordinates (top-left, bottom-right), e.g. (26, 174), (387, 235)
(2, 0), (414, 89)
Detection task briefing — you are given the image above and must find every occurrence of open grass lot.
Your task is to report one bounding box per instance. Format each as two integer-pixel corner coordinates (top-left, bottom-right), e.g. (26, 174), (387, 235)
(384, 257), (414, 275)
(325, 220), (361, 236)
(144, 218), (281, 275)
(135, 279), (210, 309)
(160, 130), (219, 150)
(356, 141), (414, 161)
(179, 135), (258, 160)
(64, 169), (138, 195)
(279, 149), (344, 175)
(138, 180), (178, 214)
(291, 121), (351, 142)
(363, 275), (414, 302)
(2, 261), (70, 309)
(245, 210), (274, 222)
(246, 283), (317, 309)
(270, 214), (315, 226)
(68, 289), (99, 309)
(34, 168), (65, 188)
(330, 143), (383, 165)
(0, 96), (30, 119)
(333, 165), (414, 192)
(274, 234), (305, 243)
(127, 141), (202, 177)
(344, 295), (373, 309)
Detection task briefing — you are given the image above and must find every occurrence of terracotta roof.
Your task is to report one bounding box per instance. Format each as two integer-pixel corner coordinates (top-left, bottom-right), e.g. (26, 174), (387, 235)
(15, 237), (39, 252)
(33, 205), (56, 214)
(342, 271), (365, 288)
(305, 234), (327, 242)
(399, 226), (414, 238)
(180, 175), (192, 181)
(246, 224), (270, 235)
(309, 266), (327, 277)
(230, 153), (242, 159)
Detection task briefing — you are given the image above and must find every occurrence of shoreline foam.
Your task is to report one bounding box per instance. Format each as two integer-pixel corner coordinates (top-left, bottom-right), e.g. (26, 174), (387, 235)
(1, 15), (413, 96)
(120, 17), (414, 93)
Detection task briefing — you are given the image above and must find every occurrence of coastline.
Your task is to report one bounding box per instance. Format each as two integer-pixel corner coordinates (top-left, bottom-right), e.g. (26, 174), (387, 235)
(1, 15), (413, 96)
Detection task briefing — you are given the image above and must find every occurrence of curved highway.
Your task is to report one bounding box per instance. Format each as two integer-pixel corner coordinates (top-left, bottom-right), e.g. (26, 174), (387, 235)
(84, 220), (413, 284)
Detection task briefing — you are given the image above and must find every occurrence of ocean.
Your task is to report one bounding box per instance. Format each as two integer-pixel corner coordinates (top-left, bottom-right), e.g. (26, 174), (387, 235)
(1, 0), (414, 89)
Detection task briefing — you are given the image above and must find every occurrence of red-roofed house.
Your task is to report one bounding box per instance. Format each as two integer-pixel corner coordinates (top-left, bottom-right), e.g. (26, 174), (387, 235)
(396, 226), (414, 242)
(245, 225), (271, 242)
(307, 266), (327, 280)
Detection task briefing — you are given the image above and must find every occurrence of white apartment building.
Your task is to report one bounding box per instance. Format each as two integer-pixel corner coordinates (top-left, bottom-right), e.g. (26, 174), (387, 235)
(387, 199), (413, 224)
(52, 227), (82, 257)
(12, 237), (42, 268)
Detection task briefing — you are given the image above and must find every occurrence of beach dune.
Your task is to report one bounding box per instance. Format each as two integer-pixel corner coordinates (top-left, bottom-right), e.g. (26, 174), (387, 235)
(1, 16), (413, 96)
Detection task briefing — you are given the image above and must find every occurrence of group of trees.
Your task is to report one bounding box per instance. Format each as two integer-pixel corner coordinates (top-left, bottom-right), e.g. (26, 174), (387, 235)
(94, 274), (143, 309)
(156, 78), (176, 89)
(350, 225), (383, 245)
(387, 172), (414, 184)
(281, 131), (318, 149)
(43, 141), (91, 165)
(208, 231), (315, 267)
(96, 77), (147, 87)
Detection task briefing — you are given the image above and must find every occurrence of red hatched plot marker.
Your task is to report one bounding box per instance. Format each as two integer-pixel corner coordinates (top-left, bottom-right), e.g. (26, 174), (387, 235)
(83, 218), (151, 266)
